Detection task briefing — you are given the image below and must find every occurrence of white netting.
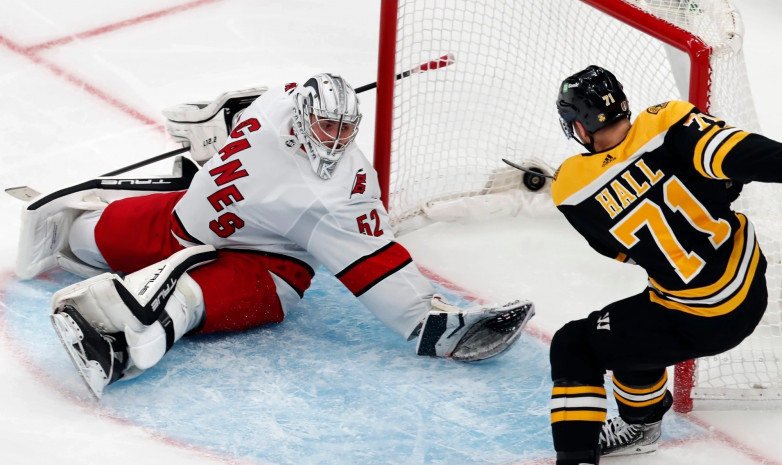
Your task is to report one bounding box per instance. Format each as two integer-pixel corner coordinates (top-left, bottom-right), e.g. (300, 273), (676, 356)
(384, 0), (782, 406)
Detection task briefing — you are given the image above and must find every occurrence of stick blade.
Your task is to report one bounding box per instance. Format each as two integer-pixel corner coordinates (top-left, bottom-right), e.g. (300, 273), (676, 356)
(5, 186), (41, 201)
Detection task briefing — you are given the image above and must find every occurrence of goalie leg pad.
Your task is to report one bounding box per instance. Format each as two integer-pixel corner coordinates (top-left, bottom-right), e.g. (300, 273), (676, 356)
(416, 297), (535, 362)
(125, 272), (206, 370)
(50, 246), (216, 396)
(16, 190), (108, 280)
(51, 244), (217, 333)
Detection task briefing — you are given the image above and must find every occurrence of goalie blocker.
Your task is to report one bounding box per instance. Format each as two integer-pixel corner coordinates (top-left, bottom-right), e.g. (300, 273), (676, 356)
(416, 295), (535, 362)
(163, 87), (267, 164)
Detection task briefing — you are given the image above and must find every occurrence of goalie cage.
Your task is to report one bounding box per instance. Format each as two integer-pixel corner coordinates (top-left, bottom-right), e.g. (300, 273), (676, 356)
(373, 0), (782, 412)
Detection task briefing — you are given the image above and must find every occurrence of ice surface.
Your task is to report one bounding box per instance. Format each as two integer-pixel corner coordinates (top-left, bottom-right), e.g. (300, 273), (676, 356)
(1, 0), (781, 464)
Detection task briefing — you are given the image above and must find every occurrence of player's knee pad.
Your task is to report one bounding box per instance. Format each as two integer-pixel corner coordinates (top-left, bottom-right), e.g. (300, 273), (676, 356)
(163, 87), (267, 164)
(51, 245), (217, 368)
(550, 320), (602, 384)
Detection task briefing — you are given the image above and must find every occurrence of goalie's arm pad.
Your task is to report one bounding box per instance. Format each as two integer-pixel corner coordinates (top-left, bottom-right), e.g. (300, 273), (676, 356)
(163, 87), (267, 164)
(415, 295), (535, 362)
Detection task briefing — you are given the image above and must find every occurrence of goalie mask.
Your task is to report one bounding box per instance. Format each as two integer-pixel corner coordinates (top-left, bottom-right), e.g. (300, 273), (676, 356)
(556, 65), (630, 152)
(292, 73), (362, 179)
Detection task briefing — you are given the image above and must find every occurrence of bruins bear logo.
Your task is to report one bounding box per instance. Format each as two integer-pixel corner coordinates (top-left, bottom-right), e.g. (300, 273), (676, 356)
(646, 102), (670, 114)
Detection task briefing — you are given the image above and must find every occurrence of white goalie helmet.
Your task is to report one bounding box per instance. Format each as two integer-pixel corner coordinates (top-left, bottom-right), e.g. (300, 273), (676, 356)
(292, 73), (362, 179)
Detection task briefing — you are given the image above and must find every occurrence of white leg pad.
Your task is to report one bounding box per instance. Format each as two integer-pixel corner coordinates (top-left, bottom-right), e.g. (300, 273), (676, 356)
(126, 272), (205, 370)
(16, 195), (107, 280)
(51, 245), (216, 334)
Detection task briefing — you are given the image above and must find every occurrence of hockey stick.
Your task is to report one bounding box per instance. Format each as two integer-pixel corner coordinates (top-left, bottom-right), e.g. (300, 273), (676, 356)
(502, 158), (554, 192)
(101, 146), (190, 176)
(88, 54), (458, 178)
(5, 56), (457, 200)
(354, 53), (455, 93)
(501, 158), (555, 179)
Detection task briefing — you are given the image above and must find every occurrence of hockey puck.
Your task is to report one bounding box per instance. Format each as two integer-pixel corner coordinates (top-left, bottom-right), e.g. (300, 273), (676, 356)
(522, 167), (546, 191)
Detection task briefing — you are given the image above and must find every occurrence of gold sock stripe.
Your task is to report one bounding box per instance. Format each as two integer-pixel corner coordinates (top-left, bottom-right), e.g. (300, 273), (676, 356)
(550, 385), (607, 424)
(612, 372), (668, 408)
(551, 409), (607, 424)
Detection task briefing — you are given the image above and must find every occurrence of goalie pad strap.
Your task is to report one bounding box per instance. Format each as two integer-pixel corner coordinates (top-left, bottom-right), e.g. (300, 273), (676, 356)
(158, 310), (175, 352)
(111, 246), (218, 326)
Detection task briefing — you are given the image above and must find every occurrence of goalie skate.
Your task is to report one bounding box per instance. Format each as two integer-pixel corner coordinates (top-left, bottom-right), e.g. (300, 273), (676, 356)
(51, 305), (128, 400)
(416, 297), (534, 362)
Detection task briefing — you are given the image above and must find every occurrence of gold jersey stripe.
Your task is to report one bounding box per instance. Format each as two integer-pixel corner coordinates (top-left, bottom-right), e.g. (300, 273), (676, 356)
(649, 240), (761, 316)
(649, 213), (747, 299)
(693, 125), (722, 178)
(711, 130), (750, 179)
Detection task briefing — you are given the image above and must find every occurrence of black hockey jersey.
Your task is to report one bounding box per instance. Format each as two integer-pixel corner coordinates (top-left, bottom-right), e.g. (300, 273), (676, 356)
(551, 101), (782, 317)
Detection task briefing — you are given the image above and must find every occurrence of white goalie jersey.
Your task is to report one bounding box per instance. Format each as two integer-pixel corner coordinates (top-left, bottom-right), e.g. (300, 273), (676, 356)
(171, 85), (434, 338)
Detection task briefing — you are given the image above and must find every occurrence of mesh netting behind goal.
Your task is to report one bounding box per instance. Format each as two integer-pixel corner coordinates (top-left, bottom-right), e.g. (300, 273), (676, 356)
(374, 0), (782, 411)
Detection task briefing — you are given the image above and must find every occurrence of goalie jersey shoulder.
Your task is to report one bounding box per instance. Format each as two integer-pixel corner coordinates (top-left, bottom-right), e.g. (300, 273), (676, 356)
(171, 91), (384, 255)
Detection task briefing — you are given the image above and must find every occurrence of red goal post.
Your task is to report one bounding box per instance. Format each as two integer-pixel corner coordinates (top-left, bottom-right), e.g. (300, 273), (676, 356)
(374, 0), (782, 413)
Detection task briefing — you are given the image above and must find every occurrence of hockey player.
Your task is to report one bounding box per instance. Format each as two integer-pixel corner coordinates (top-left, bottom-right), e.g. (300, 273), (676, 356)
(539, 65), (779, 464)
(16, 73), (534, 400)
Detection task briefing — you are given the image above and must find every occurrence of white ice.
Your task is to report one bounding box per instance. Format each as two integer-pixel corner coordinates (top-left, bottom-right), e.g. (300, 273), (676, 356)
(0, 0), (781, 464)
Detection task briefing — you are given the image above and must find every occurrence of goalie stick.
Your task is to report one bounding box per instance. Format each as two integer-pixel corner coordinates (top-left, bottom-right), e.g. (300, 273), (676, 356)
(4, 146), (193, 201)
(4, 54), (457, 201)
(5, 155), (198, 204)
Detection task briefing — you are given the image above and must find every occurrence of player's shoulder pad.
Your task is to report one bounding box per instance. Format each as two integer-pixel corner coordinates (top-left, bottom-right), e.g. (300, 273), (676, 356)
(637, 100), (695, 124)
(550, 152), (590, 207)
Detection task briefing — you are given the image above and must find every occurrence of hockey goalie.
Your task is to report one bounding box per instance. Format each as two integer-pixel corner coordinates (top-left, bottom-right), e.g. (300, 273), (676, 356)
(14, 72), (534, 399)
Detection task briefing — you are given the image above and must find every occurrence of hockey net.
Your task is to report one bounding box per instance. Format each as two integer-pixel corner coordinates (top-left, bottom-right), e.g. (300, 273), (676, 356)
(374, 0), (782, 412)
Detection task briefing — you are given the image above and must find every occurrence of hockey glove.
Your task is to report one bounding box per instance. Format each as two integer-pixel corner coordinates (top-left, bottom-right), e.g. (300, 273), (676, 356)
(163, 87), (267, 164)
(416, 295), (534, 362)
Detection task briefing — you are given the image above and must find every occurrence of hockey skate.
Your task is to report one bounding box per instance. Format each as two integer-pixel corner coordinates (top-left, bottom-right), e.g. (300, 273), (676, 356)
(599, 391), (672, 456)
(51, 305), (129, 400)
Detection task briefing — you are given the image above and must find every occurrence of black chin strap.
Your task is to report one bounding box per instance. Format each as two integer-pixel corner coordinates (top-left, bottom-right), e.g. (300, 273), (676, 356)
(575, 133), (596, 154)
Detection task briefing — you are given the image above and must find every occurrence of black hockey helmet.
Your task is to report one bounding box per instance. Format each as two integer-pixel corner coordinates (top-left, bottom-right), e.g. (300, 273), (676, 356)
(556, 65), (630, 141)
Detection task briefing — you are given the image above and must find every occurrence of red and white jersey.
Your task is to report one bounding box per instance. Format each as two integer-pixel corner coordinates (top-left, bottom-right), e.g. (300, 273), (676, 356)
(171, 85), (434, 337)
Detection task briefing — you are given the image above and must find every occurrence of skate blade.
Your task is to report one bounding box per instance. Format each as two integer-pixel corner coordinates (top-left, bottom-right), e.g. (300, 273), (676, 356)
(603, 442), (658, 457)
(50, 313), (106, 401)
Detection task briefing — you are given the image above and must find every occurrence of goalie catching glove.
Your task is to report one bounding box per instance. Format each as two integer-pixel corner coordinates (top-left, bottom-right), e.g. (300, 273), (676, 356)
(163, 86), (267, 164)
(50, 245), (217, 399)
(416, 295), (534, 362)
